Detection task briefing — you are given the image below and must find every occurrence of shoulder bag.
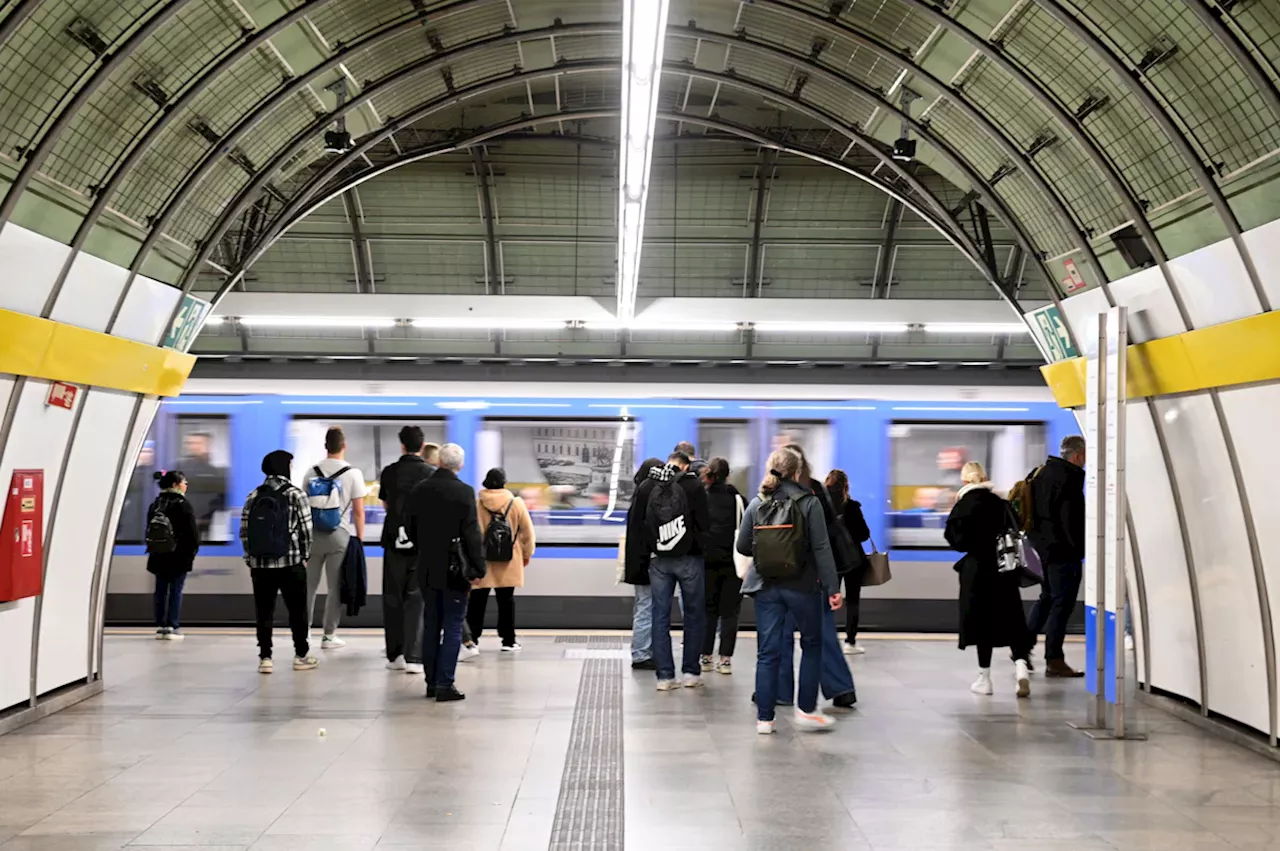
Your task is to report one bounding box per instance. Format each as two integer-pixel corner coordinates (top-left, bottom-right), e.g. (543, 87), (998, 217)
(861, 536), (892, 587)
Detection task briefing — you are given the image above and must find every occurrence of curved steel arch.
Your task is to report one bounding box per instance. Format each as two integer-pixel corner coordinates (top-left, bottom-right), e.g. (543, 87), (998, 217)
(670, 23), (1109, 293)
(121, 22), (619, 296)
(1179, 0), (1280, 122)
(0, 0), (40, 52)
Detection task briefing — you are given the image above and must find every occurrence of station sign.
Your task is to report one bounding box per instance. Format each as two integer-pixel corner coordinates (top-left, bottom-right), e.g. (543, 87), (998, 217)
(1027, 304), (1078, 363)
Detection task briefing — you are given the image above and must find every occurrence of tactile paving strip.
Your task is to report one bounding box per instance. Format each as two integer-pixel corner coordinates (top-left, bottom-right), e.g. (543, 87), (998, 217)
(548, 657), (623, 851)
(554, 635), (625, 646)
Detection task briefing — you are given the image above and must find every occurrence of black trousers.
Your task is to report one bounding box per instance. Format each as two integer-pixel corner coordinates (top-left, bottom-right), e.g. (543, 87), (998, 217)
(250, 566), (310, 660)
(467, 587), (516, 646)
(842, 567), (865, 643)
(383, 550), (424, 663)
(701, 563), (743, 657)
(1027, 560), (1083, 661)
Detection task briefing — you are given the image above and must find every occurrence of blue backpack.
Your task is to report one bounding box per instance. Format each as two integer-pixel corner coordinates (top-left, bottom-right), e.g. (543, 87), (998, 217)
(307, 465), (351, 533)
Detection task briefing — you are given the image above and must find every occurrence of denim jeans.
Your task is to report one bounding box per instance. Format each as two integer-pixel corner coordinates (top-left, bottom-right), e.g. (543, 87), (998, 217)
(631, 584), (653, 662)
(422, 588), (468, 688)
(778, 604), (856, 701)
(754, 584), (823, 721)
(153, 573), (187, 629)
(1027, 560), (1083, 661)
(649, 554), (705, 680)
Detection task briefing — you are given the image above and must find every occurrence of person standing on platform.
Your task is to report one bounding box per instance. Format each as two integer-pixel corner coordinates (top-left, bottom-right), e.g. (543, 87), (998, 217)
(1026, 435), (1087, 677)
(302, 426), (368, 651)
(675, 440), (707, 478)
(241, 450), (318, 673)
(145, 470), (199, 641)
(824, 469), (871, 655)
(405, 443), (484, 702)
(378, 427), (435, 675)
(623, 457), (664, 670)
(699, 457), (744, 675)
(470, 468), (536, 651)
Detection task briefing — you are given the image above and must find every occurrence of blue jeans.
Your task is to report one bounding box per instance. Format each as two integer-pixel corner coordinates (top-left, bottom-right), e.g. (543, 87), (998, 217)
(632, 584), (653, 662)
(649, 554), (705, 680)
(422, 588), (468, 688)
(1027, 560), (1083, 661)
(153, 573), (187, 629)
(754, 584), (823, 720)
(777, 605), (856, 701)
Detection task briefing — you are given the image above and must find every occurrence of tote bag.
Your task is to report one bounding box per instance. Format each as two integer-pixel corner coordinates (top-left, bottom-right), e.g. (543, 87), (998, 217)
(861, 536), (892, 587)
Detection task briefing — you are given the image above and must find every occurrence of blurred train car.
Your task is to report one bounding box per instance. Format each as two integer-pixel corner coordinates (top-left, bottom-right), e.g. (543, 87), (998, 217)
(106, 379), (1079, 631)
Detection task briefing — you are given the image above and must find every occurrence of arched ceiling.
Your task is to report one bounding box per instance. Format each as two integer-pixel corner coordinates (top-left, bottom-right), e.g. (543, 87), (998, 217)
(1, 0), (1278, 363)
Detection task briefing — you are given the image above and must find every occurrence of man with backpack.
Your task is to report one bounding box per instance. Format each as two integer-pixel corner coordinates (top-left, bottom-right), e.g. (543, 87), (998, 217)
(626, 450), (711, 690)
(239, 450), (318, 673)
(302, 427), (368, 651)
(377, 428), (436, 675)
(674, 441), (707, 478)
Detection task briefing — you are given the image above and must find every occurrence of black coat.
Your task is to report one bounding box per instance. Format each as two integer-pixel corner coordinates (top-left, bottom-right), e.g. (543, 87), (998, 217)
(945, 485), (1029, 650)
(1028, 455), (1085, 564)
(624, 467), (711, 582)
(404, 468), (485, 594)
(703, 481), (743, 567)
(145, 491), (199, 578)
(378, 454), (436, 549)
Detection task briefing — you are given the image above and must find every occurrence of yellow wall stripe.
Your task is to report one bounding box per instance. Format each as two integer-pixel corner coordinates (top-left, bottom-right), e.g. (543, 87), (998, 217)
(1042, 310), (1280, 408)
(0, 308), (195, 397)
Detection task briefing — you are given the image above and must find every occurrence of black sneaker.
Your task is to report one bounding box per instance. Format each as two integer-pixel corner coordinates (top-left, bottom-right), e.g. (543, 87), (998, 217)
(631, 658), (656, 670)
(435, 685), (466, 702)
(425, 684), (436, 699)
(832, 690), (857, 709)
(751, 692), (794, 707)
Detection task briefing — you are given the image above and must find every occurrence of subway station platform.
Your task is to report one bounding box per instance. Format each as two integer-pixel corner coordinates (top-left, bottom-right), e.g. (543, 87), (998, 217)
(1, 633), (1277, 850)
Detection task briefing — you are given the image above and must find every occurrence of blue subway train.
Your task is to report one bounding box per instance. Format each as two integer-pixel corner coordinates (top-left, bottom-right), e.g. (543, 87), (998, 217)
(105, 378), (1077, 631)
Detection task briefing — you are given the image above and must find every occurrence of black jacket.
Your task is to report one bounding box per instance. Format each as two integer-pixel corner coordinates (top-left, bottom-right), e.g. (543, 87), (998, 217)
(340, 537), (367, 615)
(945, 484), (1029, 650)
(378, 454), (436, 550)
(145, 491), (199, 578)
(831, 492), (871, 575)
(1028, 455), (1085, 564)
(703, 481), (743, 566)
(626, 465), (711, 564)
(404, 468), (485, 593)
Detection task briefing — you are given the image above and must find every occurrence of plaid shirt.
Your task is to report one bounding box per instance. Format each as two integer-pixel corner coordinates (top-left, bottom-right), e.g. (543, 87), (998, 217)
(240, 476), (313, 569)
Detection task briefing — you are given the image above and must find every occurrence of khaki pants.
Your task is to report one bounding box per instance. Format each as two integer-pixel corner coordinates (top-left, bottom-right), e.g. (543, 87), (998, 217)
(306, 528), (349, 635)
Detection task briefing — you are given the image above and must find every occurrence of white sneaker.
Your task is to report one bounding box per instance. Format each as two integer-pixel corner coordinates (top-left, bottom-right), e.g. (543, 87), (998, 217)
(756, 720), (776, 735)
(321, 635), (345, 650)
(165, 630), (185, 642)
(405, 662), (424, 675)
(458, 644), (480, 662)
(155, 628), (168, 640)
(794, 709), (836, 731)
(1125, 633), (1135, 653)
(843, 642), (865, 656)
(971, 669), (994, 696)
(386, 656), (406, 671)
(293, 655), (319, 671)
(258, 659), (273, 674)
(681, 673), (703, 688)
(656, 679), (681, 691)
(501, 643), (522, 653)
(1015, 660), (1031, 698)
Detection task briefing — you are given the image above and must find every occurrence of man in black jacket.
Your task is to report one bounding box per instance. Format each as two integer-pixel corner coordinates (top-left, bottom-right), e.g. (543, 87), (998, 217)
(1026, 434), (1087, 677)
(404, 443), (485, 702)
(378, 428), (436, 675)
(627, 451), (711, 690)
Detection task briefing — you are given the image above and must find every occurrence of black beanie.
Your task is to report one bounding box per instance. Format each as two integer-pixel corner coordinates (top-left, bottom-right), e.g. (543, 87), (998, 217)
(483, 468), (507, 489)
(261, 450), (293, 478)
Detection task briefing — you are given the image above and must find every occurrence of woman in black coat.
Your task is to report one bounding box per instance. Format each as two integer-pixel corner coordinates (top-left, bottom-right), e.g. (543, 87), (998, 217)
(699, 457), (745, 674)
(623, 458), (664, 669)
(146, 471), (199, 640)
(825, 469), (872, 655)
(944, 462), (1032, 698)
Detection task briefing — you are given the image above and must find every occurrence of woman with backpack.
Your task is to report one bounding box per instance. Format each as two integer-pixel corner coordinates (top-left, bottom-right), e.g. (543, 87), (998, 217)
(737, 447), (842, 734)
(824, 470), (872, 655)
(699, 457), (745, 675)
(470, 468), (535, 651)
(145, 470), (199, 640)
(945, 462), (1033, 698)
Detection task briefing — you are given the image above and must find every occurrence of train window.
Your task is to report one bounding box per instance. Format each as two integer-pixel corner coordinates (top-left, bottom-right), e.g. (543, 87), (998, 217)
(288, 418), (446, 543)
(117, 416), (233, 544)
(697, 420), (753, 496)
(769, 421), (835, 482)
(476, 418), (639, 544)
(888, 421), (1046, 549)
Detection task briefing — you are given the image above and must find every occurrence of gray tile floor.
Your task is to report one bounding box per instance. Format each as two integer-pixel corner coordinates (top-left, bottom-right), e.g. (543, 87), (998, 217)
(1, 631), (1278, 850)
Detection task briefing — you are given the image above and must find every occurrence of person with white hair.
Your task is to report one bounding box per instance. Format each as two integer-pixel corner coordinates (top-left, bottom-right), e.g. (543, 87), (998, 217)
(945, 461), (1033, 698)
(404, 442), (485, 702)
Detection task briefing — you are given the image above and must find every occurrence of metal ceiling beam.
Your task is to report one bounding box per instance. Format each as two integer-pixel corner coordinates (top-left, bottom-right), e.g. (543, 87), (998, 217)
(471, 146), (502, 294)
(745, 148), (777, 298)
(341, 189), (374, 294)
(874, 199), (903, 298)
(1181, 0), (1280, 123)
(0, 0), (41, 53)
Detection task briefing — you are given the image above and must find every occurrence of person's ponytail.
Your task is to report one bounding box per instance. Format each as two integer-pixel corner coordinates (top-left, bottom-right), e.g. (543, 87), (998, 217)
(760, 447), (802, 496)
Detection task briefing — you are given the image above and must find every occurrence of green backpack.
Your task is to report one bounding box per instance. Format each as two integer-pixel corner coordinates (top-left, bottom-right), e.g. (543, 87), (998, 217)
(753, 491), (809, 579)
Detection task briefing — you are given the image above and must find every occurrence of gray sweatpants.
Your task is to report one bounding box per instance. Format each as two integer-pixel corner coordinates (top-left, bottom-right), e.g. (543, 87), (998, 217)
(307, 528), (349, 635)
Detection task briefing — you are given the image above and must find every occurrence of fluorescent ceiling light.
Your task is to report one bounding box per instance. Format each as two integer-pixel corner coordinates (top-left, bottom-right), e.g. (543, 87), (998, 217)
(582, 320), (740, 333)
(237, 315), (396, 328)
(753, 321), (911, 334)
(924, 323), (1028, 334)
(204, 315), (226, 326)
(411, 318), (568, 331)
(616, 0), (670, 322)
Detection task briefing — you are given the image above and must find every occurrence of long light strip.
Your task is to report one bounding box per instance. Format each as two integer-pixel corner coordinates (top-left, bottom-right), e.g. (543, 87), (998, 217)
(616, 0), (670, 323)
(237, 315), (396, 328)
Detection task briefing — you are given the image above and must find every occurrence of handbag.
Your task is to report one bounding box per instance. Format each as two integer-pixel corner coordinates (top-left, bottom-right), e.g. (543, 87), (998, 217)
(448, 537), (484, 583)
(999, 505), (1043, 588)
(732, 494), (753, 580)
(861, 536), (892, 587)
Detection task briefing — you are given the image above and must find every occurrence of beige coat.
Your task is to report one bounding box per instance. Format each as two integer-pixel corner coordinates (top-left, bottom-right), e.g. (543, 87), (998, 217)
(475, 489), (536, 588)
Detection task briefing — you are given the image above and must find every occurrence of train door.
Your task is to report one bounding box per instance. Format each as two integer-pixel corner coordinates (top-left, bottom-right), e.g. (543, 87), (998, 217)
(767, 419), (836, 483)
(696, 420), (754, 494)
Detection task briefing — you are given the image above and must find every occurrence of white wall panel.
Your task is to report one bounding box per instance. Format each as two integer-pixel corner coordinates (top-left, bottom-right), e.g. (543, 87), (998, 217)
(1055, 288), (1110, 359)
(115, 276), (181, 345)
(0, 380), (79, 710)
(48, 253), (128, 332)
(1106, 266), (1188, 343)
(1167, 240), (1262, 329)
(0, 224), (67, 316)
(1240, 218), (1280, 311)
(1154, 393), (1269, 732)
(37, 390), (136, 696)
(1124, 402), (1199, 702)
(1216, 383), (1280, 725)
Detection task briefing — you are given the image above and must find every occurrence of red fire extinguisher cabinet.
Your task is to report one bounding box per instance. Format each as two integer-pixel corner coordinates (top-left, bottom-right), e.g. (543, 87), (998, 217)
(0, 470), (43, 603)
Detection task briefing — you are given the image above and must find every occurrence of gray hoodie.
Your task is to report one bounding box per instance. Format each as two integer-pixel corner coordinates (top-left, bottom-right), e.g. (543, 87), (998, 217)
(736, 478), (839, 596)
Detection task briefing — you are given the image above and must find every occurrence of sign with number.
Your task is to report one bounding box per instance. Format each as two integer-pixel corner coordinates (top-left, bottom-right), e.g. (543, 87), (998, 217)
(46, 381), (78, 410)
(164, 293), (212, 352)
(1028, 304), (1078, 362)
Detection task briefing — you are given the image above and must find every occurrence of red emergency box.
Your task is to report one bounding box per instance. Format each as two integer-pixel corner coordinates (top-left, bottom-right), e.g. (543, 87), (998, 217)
(0, 470), (43, 603)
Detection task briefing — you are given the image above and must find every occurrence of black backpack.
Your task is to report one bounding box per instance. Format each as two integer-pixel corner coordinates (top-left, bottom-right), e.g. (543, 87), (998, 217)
(753, 491), (809, 580)
(145, 498), (177, 555)
(646, 475), (691, 555)
(246, 483), (291, 559)
(484, 498), (516, 562)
